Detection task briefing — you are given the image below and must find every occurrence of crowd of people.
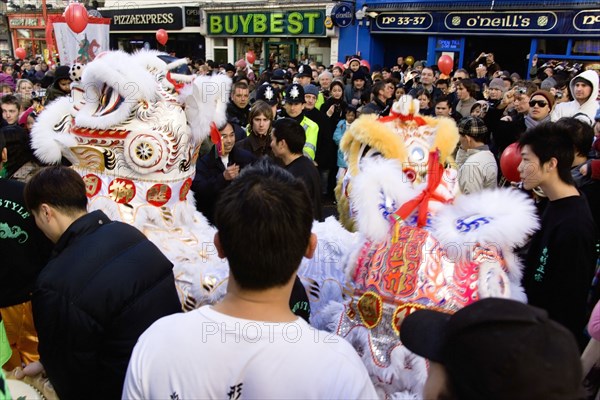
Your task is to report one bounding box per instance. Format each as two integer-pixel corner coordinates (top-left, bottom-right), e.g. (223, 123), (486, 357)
(0, 54), (73, 181)
(1, 48), (600, 399)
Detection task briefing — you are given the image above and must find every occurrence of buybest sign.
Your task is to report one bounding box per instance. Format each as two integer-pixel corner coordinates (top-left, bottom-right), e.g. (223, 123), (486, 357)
(207, 10), (326, 36)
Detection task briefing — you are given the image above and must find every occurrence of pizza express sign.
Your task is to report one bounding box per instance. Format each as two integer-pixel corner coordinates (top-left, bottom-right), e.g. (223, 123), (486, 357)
(208, 10), (326, 36)
(102, 7), (184, 31)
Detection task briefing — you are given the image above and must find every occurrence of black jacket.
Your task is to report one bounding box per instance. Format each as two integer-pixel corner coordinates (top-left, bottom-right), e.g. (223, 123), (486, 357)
(192, 145), (256, 224)
(305, 108), (334, 170)
(32, 210), (181, 400)
(286, 155), (323, 222)
(226, 102), (251, 141)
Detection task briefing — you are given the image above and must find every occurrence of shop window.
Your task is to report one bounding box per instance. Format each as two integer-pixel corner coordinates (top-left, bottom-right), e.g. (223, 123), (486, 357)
(17, 29), (31, 39)
(298, 38), (330, 66)
(235, 38), (262, 66)
(537, 39), (568, 56)
(214, 38), (227, 47)
(573, 40), (600, 55)
(214, 48), (227, 65)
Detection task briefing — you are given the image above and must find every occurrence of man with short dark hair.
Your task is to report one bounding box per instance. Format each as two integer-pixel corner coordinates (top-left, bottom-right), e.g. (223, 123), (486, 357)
(361, 80), (393, 116)
(1, 94), (35, 178)
(434, 96), (453, 118)
(23, 166), (182, 400)
(123, 160), (376, 399)
(192, 122), (255, 224)
(518, 122), (597, 349)
(271, 117), (322, 221)
(408, 67), (442, 104)
(401, 298), (584, 400)
(226, 81), (251, 140)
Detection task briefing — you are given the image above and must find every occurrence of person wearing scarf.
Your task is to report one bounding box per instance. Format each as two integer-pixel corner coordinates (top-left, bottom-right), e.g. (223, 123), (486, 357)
(493, 89), (555, 157)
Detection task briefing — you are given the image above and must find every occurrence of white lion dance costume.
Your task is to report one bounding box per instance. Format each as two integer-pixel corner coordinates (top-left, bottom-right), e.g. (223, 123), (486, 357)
(302, 97), (540, 398)
(31, 55), (539, 398)
(30, 50), (231, 309)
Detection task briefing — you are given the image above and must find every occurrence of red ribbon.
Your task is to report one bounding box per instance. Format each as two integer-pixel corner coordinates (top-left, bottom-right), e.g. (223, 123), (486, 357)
(210, 122), (223, 156)
(379, 110), (427, 126)
(166, 72), (185, 93)
(394, 151), (446, 227)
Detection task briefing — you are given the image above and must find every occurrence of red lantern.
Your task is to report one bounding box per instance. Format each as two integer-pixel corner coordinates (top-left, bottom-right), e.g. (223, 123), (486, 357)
(500, 142), (523, 183)
(245, 50), (256, 64)
(437, 55), (454, 76)
(15, 47), (26, 60)
(64, 2), (89, 34)
(156, 29), (168, 46)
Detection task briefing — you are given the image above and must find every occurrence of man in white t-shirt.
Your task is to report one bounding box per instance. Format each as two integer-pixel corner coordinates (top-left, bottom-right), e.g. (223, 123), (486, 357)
(123, 159), (378, 399)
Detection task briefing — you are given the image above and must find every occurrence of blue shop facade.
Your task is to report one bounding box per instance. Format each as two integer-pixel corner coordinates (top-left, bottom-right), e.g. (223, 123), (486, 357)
(334, 0), (600, 77)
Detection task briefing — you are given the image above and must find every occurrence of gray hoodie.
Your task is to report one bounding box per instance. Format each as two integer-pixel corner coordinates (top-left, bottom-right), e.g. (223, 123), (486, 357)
(551, 69), (599, 124)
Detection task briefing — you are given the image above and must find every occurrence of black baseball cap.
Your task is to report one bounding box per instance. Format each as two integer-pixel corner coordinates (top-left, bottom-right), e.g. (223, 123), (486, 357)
(400, 298), (583, 400)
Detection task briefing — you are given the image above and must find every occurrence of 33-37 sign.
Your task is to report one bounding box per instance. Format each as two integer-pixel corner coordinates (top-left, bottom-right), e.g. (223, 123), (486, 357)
(375, 13), (433, 30)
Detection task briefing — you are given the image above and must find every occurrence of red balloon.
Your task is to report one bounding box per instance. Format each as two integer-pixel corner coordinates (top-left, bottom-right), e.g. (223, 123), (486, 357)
(156, 29), (168, 46)
(437, 55), (454, 76)
(246, 51), (256, 64)
(334, 61), (345, 70)
(15, 47), (26, 60)
(64, 2), (89, 34)
(360, 59), (370, 71)
(500, 142), (523, 182)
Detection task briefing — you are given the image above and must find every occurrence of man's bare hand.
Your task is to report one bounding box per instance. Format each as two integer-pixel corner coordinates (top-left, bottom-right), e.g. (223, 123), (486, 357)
(223, 164), (240, 181)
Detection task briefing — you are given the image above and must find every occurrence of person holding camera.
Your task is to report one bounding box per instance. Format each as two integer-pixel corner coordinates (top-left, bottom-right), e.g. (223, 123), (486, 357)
(488, 84), (552, 159)
(408, 67), (443, 105)
(469, 52), (501, 78)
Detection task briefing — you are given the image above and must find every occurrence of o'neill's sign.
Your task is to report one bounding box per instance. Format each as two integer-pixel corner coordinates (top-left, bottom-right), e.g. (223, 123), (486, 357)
(331, 3), (354, 28)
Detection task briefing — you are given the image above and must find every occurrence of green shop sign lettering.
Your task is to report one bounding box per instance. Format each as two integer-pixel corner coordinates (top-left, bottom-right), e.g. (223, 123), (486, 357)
(208, 11), (325, 36)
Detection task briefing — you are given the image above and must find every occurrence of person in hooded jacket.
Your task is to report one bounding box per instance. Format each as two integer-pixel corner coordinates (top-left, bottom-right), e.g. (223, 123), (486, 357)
(44, 66), (71, 104)
(551, 69), (599, 125)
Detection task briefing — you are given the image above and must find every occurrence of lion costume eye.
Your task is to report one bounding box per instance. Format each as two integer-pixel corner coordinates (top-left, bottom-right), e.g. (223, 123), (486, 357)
(357, 144), (383, 170)
(94, 84), (124, 117)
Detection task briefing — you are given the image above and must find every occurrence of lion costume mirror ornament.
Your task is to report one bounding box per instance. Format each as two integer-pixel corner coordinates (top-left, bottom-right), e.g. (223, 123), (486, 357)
(30, 50), (231, 309)
(308, 96), (539, 397)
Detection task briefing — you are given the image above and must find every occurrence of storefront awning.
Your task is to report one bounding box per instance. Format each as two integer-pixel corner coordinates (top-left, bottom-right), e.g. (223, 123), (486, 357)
(365, 0), (599, 11)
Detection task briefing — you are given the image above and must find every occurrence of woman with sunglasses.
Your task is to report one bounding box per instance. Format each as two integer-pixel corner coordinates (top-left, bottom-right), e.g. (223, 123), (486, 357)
(492, 88), (555, 161)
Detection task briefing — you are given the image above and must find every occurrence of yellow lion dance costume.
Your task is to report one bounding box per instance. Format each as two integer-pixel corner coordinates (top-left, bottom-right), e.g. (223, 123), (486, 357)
(311, 96), (539, 398)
